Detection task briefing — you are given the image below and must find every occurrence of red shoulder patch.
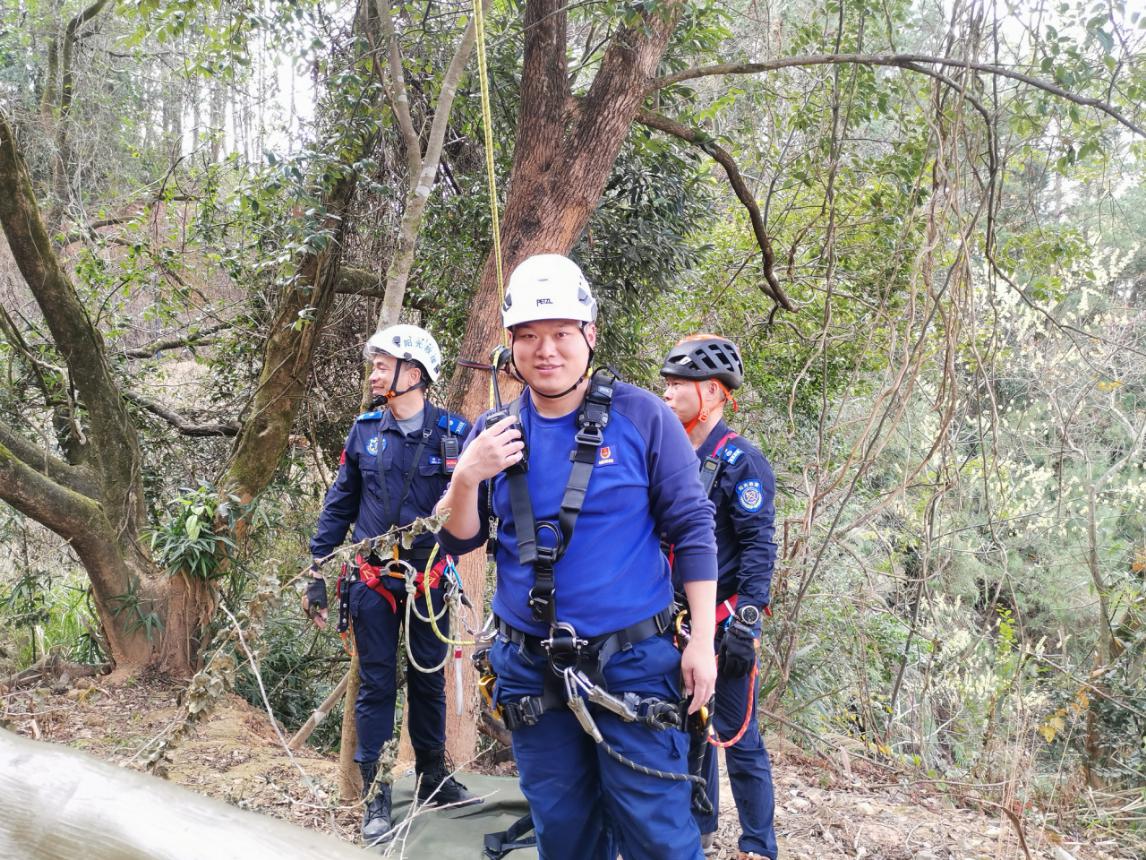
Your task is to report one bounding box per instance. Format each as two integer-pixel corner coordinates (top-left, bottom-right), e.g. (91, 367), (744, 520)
(339, 449), (347, 465)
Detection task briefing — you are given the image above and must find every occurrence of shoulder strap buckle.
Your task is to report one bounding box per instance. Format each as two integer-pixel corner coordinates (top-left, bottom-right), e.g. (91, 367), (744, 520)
(574, 423), (604, 448)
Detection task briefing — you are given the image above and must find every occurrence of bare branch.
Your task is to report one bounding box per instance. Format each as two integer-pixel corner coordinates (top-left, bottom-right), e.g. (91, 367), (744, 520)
(635, 107), (793, 311)
(58, 215), (135, 246)
(121, 321), (234, 359)
(333, 266), (383, 297)
(123, 390), (239, 437)
(0, 429), (103, 538)
(649, 54), (1146, 138)
(373, 0), (422, 182)
(374, 2), (485, 328)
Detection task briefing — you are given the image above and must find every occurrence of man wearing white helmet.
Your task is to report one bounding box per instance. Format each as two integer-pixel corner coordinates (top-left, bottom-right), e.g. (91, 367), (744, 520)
(437, 254), (718, 860)
(304, 323), (475, 845)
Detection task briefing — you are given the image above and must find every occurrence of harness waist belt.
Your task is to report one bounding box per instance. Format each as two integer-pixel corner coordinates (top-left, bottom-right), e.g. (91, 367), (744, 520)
(496, 606), (674, 665)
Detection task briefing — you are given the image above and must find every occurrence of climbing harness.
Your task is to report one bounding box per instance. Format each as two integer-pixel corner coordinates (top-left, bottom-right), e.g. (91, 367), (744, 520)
(487, 368), (707, 800)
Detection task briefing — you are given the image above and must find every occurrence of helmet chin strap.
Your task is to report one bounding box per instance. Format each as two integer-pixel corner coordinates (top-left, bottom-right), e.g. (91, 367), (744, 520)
(682, 381), (707, 434)
(370, 358), (426, 407)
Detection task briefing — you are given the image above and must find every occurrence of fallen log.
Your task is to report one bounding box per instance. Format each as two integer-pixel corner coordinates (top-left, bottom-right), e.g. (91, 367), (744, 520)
(0, 729), (364, 859)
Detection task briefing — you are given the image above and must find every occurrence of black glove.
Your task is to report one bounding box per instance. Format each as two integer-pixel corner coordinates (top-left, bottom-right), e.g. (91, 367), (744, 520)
(718, 621), (757, 678)
(305, 575), (328, 612)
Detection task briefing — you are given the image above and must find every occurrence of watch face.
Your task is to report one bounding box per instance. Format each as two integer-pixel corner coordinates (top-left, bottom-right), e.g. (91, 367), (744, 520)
(739, 605), (761, 626)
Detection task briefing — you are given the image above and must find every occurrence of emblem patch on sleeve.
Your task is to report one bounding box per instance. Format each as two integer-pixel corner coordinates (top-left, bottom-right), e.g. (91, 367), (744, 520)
(736, 479), (764, 512)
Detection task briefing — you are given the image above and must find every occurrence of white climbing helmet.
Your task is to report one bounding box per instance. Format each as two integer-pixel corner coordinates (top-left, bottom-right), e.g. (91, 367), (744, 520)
(362, 324), (442, 383)
(501, 254), (598, 329)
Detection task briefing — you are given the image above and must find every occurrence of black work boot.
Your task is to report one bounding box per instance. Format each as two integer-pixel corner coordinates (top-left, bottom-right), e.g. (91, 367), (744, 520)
(414, 747), (479, 807)
(358, 760), (394, 844)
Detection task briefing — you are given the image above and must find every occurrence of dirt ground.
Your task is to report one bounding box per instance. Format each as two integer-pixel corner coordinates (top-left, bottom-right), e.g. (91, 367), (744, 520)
(1, 675), (1135, 860)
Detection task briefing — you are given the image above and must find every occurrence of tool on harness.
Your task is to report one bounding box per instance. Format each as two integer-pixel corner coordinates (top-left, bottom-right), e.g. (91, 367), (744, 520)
(565, 668), (681, 732)
(687, 704), (716, 815)
(336, 563), (351, 634)
(408, 550), (482, 648)
(473, 645), (501, 724)
(561, 667), (708, 792)
(676, 605), (760, 753)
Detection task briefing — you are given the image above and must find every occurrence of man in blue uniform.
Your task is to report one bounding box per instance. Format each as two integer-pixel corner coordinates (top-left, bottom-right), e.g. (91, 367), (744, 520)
(303, 324), (475, 845)
(662, 334), (779, 860)
(437, 254), (719, 860)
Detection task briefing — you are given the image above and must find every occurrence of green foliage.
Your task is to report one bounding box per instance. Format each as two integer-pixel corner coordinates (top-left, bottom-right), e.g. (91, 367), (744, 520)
(108, 575), (163, 642)
(148, 483), (240, 581)
(0, 570), (105, 667)
(232, 609), (348, 753)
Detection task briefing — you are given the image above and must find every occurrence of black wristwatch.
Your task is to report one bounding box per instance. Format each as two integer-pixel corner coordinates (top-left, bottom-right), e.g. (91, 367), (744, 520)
(736, 605), (761, 627)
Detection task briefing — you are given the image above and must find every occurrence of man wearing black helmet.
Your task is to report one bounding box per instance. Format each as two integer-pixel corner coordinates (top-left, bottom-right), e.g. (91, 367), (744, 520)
(662, 334), (779, 860)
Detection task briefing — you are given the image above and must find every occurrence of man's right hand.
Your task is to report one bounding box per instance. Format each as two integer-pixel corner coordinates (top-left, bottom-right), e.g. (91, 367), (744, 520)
(302, 574), (328, 629)
(454, 415), (524, 485)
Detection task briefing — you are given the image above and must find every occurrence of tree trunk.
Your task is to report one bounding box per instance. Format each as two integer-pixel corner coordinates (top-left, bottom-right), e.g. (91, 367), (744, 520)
(451, 0), (684, 414)
(219, 166), (367, 508)
(0, 112), (194, 674)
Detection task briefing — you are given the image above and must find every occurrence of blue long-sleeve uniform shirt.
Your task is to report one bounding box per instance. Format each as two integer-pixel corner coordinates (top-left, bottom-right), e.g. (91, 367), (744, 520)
(438, 380), (717, 638)
(691, 419), (777, 613)
(310, 403), (471, 564)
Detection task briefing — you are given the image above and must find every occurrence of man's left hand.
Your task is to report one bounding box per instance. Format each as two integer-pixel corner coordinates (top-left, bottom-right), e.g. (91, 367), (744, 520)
(302, 575), (328, 630)
(718, 623), (757, 678)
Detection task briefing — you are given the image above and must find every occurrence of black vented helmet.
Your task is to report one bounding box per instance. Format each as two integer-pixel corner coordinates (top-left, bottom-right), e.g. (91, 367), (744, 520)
(660, 335), (744, 390)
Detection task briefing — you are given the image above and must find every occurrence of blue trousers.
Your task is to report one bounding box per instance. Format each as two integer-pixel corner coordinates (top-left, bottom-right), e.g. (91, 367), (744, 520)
(695, 642), (777, 858)
(490, 631), (704, 860)
(349, 578), (448, 762)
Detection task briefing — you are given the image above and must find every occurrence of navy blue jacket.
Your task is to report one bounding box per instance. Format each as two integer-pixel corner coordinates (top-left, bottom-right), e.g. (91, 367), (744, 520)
(310, 402), (471, 564)
(438, 380), (717, 638)
(693, 419), (776, 614)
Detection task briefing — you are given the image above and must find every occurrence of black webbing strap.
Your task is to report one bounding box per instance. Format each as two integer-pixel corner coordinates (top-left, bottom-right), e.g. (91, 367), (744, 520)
(556, 369), (614, 539)
(505, 398), (537, 566)
(483, 812), (536, 859)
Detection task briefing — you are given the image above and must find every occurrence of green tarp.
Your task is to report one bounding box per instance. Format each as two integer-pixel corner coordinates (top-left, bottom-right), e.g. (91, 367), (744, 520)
(384, 772), (537, 858)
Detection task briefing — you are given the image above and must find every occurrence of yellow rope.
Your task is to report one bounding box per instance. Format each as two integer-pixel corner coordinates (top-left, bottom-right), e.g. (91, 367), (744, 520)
(471, 0), (508, 348)
(405, 545), (478, 648)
